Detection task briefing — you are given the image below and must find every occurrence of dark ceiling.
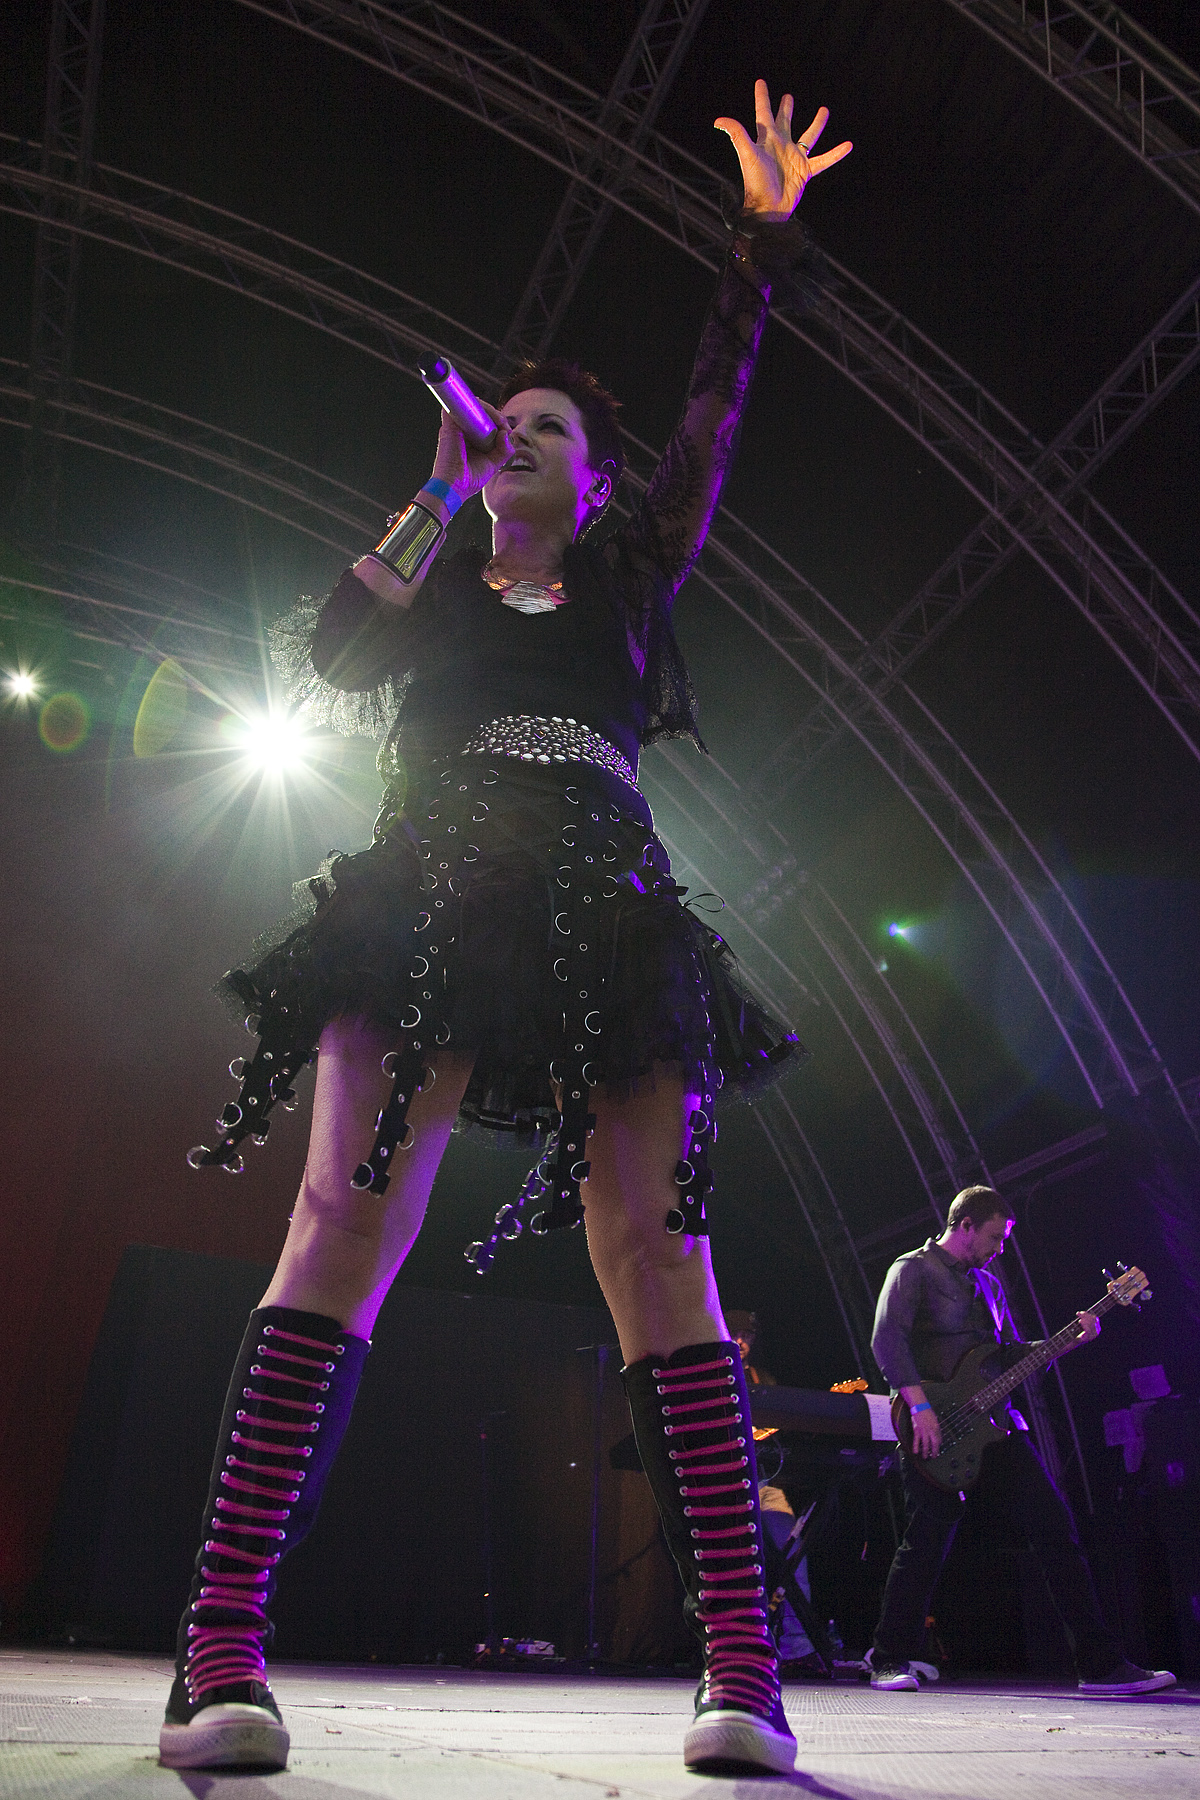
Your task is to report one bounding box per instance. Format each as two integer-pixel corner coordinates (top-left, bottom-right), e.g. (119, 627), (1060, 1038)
(2, 0), (1199, 1381)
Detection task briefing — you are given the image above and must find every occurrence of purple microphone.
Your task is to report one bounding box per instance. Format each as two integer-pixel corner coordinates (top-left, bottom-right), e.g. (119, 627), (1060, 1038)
(420, 358), (498, 449)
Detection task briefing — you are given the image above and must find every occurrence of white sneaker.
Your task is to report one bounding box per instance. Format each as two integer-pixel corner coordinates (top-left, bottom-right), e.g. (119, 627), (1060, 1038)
(159, 1699), (289, 1769)
(870, 1660), (919, 1691)
(1078, 1661), (1176, 1696)
(684, 1705), (797, 1773)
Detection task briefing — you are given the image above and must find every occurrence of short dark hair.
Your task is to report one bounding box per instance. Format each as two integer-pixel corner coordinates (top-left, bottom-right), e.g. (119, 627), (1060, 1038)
(947, 1186), (1015, 1232)
(726, 1309), (758, 1343)
(497, 358), (625, 483)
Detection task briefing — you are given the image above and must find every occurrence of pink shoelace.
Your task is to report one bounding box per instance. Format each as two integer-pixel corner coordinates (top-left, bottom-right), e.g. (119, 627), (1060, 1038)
(184, 1325), (343, 1704)
(654, 1354), (778, 1716)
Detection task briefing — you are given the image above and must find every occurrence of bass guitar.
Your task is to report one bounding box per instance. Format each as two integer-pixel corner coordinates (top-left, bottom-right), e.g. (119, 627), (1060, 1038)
(891, 1264), (1150, 1494)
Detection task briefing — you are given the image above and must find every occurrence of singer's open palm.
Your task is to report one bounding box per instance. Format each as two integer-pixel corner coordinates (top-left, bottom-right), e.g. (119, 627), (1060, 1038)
(715, 79), (851, 220)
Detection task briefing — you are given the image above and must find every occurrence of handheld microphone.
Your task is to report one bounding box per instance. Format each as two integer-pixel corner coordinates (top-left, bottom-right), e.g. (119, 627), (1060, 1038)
(420, 358), (498, 449)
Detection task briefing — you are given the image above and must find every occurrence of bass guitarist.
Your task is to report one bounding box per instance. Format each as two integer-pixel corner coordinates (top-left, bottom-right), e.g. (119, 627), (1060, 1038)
(868, 1185), (1174, 1695)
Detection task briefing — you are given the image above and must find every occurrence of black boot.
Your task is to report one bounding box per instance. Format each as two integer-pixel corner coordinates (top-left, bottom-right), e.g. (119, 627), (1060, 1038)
(624, 1342), (795, 1775)
(158, 1306), (370, 1769)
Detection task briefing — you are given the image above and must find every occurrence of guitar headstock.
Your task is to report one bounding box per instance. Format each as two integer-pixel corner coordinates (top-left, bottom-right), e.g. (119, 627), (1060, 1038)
(1102, 1263), (1152, 1308)
(830, 1377), (868, 1394)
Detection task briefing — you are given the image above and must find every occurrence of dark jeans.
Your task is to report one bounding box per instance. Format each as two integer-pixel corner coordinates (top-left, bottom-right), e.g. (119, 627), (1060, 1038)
(873, 1431), (1122, 1677)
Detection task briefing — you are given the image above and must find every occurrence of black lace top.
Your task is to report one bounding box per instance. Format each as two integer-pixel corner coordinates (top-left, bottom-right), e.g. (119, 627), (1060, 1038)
(272, 216), (817, 782)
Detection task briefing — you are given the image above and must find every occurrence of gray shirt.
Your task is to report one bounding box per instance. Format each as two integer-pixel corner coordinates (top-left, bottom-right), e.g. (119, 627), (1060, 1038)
(872, 1238), (1019, 1391)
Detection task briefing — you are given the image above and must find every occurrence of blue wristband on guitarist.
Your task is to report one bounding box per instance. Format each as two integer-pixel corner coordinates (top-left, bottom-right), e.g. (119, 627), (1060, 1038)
(911, 1402), (932, 1414)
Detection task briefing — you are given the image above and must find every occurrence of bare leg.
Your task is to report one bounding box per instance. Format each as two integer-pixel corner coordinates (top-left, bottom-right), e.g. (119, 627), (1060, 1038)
(585, 1069), (792, 1769)
(260, 1016), (475, 1336)
(579, 1064), (727, 1364)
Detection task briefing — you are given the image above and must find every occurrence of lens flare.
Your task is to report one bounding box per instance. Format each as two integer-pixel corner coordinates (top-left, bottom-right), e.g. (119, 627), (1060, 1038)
(39, 692), (90, 753)
(232, 708), (311, 775)
(6, 670), (38, 699)
(133, 657), (189, 757)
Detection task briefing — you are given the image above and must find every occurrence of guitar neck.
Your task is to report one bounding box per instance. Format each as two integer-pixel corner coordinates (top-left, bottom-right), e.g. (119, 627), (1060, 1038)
(965, 1289), (1120, 1416)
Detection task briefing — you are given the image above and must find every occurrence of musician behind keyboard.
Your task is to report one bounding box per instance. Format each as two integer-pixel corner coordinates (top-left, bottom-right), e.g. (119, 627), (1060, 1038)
(866, 1185), (1174, 1697)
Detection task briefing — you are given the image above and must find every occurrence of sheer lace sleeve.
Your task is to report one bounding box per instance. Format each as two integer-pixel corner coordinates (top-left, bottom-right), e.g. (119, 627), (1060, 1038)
(268, 568), (417, 736)
(595, 213), (822, 748)
(608, 212), (821, 608)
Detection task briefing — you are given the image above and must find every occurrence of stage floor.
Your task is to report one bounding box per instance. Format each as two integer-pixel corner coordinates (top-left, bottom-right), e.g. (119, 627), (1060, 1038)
(0, 1649), (1196, 1798)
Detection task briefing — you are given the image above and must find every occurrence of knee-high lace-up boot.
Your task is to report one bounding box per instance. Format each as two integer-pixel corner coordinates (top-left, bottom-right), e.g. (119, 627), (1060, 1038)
(624, 1342), (795, 1775)
(159, 1306), (370, 1770)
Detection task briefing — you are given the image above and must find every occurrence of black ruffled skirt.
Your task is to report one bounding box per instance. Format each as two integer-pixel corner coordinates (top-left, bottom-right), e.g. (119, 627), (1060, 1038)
(193, 757), (807, 1257)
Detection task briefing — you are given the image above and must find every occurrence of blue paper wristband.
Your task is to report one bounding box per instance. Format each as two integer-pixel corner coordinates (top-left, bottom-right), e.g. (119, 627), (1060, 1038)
(421, 477), (463, 516)
(910, 1402), (932, 1414)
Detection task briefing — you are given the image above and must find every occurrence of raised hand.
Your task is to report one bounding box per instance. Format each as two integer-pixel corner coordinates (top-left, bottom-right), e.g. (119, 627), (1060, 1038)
(715, 78), (851, 220)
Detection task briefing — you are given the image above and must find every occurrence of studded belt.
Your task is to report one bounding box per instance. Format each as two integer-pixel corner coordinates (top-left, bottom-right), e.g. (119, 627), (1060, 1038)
(461, 714), (639, 791)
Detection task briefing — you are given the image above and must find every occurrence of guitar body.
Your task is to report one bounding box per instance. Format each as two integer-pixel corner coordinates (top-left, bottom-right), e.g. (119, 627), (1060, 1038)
(889, 1265), (1149, 1496)
(890, 1343), (1016, 1495)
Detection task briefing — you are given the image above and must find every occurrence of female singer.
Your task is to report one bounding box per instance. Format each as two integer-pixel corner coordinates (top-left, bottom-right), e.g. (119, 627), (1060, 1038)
(161, 80), (850, 1776)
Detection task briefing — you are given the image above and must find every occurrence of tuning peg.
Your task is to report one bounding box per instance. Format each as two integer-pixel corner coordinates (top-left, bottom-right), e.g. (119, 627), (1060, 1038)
(1117, 1261), (1129, 1275)
(1102, 1267), (1115, 1284)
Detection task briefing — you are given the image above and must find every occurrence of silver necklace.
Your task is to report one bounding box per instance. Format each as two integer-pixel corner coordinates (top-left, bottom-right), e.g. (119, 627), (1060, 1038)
(482, 560), (567, 614)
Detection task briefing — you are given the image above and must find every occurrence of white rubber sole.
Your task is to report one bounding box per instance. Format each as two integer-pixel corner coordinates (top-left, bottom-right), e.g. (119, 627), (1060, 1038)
(159, 1702), (290, 1769)
(1078, 1670), (1177, 1696)
(683, 1708), (797, 1774)
(870, 1670), (920, 1690)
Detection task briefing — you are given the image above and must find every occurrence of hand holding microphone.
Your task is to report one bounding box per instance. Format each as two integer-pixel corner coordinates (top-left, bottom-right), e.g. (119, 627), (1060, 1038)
(422, 359), (512, 504)
(421, 359), (498, 449)
(362, 360), (509, 598)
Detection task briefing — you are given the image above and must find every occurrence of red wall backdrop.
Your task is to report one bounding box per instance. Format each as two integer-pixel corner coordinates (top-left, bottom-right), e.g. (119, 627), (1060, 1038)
(1, 732), (320, 1619)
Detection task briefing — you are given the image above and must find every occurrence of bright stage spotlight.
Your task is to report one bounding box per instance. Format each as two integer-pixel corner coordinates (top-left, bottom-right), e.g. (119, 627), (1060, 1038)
(6, 669), (38, 699)
(888, 921), (908, 938)
(232, 708), (312, 776)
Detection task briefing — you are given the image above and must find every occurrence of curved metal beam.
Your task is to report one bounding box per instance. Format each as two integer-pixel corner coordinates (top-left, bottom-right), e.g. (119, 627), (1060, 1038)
(751, 1089), (878, 1382)
(0, 357), (379, 552)
(234, 1), (1200, 755)
(494, 0), (711, 371)
(647, 762), (1096, 1494)
(0, 136), (495, 379)
(0, 542), (261, 675)
(20, 0), (106, 539)
(945, 0), (1200, 219)
(754, 276), (1200, 794)
(0, 160), (1171, 1111)
(649, 797), (1084, 1491)
(654, 535), (1167, 1111)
